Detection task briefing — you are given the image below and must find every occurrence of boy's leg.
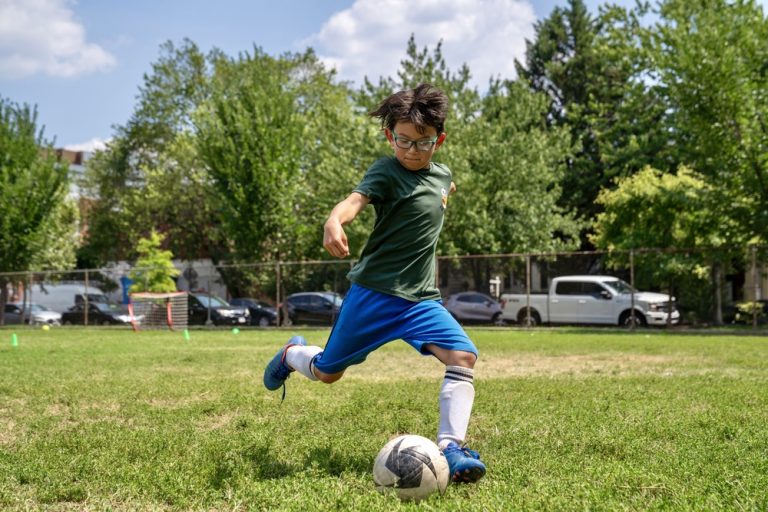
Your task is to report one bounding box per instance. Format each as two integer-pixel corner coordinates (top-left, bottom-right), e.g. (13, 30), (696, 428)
(264, 284), (413, 392)
(263, 335), (319, 391)
(426, 344), (486, 483)
(401, 300), (485, 484)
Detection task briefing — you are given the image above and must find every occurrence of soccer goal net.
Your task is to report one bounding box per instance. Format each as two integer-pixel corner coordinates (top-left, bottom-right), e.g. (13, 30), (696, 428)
(128, 292), (188, 331)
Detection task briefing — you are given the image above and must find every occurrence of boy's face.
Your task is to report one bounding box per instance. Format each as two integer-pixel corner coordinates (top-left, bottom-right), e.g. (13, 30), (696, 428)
(386, 121), (446, 172)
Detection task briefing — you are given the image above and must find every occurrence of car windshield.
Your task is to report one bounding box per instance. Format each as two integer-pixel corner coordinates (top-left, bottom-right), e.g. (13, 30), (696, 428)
(321, 293), (344, 307)
(195, 295), (230, 308)
(602, 279), (636, 294)
(29, 304), (51, 312)
(94, 303), (125, 313)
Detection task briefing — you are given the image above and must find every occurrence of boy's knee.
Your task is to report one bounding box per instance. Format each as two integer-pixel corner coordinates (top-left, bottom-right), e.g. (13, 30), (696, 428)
(314, 369), (345, 384)
(455, 351), (477, 369)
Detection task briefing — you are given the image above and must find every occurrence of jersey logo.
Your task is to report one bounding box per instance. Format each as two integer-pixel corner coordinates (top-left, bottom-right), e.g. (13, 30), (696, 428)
(441, 187), (448, 210)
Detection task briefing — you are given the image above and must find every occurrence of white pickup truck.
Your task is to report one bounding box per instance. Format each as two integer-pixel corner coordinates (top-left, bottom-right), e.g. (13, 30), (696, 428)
(500, 275), (680, 327)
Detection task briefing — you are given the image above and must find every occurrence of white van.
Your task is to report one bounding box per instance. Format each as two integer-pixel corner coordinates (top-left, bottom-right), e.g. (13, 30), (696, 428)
(27, 283), (109, 313)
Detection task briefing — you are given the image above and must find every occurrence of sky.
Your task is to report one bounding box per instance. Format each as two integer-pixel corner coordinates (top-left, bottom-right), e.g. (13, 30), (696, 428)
(0, 0), (761, 151)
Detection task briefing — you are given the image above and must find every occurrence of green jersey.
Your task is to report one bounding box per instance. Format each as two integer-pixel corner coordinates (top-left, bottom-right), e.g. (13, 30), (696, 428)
(347, 156), (452, 301)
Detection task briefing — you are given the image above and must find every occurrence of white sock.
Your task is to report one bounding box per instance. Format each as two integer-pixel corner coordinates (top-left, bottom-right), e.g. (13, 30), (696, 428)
(285, 345), (322, 381)
(437, 366), (475, 449)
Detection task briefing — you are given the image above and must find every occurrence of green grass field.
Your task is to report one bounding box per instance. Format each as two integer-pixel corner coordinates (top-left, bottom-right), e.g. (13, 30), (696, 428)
(1, 326), (767, 511)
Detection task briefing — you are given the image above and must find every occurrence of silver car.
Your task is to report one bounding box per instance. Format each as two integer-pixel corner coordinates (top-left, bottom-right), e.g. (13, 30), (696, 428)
(444, 292), (504, 325)
(4, 303), (62, 325)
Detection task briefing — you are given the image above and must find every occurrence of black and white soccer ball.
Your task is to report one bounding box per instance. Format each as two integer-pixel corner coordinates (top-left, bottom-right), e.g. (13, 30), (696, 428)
(373, 434), (450, 501)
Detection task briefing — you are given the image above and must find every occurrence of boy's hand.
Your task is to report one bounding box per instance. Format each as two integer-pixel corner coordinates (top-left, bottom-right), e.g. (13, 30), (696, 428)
(324, 219), (350, 258)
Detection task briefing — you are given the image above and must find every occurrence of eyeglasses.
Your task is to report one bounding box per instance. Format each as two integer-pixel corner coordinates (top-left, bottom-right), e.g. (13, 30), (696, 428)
(392, 133), (438, 152)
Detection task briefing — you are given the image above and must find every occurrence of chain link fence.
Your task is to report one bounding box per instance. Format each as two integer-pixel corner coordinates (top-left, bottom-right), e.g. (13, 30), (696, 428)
(1, 246), (766, 329)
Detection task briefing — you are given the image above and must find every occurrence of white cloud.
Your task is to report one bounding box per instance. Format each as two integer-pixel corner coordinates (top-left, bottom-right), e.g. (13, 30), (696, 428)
(64, 137), (108, 153)
(305, 0), (536, 89)
(0, 0), (115, 79)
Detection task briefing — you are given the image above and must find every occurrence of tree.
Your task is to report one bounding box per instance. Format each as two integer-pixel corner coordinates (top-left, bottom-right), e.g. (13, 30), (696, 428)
(196, 48), (346, 263)
(80, 40), (221, 266)
(28, 198), (80, 271)
(0, 98), (69, 323)
(640, 0), (768, 246)
(590, 166), (732, 323)
(515, 0), (603, 226)
(515, 0), (659, 245)
(447, 80), (581, 256)
(128, 230), (180, 293)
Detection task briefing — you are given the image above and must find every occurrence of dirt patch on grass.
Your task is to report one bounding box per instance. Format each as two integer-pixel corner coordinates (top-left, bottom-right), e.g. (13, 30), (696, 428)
(342, 352), (716, 381)
(478, 353), (711, 378)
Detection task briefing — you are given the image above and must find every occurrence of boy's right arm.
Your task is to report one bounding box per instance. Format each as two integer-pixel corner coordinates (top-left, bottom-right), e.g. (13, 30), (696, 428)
(323, 192), (370, 258)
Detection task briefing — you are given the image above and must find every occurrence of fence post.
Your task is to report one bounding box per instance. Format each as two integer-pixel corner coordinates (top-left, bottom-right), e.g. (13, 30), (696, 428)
(84, 269), (90, 326)
(26, 271), (33, 324)
(525, 254), (531, 327)
(752, 245), (758, 329)
(275, 261), (282, 327)
(630, 249), (635, 330)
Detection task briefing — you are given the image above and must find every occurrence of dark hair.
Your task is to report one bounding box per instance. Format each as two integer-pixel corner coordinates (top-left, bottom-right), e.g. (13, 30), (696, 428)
(368, 83), (449, 135)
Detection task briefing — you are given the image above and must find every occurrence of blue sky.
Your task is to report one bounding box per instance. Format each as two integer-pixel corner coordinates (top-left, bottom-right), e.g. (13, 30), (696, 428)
(0, 0), (759, 150)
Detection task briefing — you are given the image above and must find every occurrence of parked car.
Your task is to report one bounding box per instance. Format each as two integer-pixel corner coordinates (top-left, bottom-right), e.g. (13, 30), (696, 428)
(187, 293), (250, 326)
(4, 303), (62, 326)
(445, 292), (504, 325)
(5, 302), (61, 325)
(281, 292), (343, 325)
(61, 302), (133, 325)
(27, 283), (109, 313)
(500, 275), (680, 327)
(229, 298), (277, 327)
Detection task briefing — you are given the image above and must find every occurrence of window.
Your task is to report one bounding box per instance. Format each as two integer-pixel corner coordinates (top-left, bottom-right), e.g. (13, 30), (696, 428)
(555, 282), (582, 295)
(582, 282), (606, 298)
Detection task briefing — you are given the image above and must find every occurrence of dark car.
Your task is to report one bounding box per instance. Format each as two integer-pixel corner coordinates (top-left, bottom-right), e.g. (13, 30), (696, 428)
(229, 298), (278, 327)
(187, 293), (250, 326)
(61, 302), (133, 325)
(444, 292), (504, 325)
(281, 292), (343, 326)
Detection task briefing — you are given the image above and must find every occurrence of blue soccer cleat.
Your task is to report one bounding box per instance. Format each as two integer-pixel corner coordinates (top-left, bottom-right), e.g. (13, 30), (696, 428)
(263, 335), (307, 396)
(442, 441), (486, 483)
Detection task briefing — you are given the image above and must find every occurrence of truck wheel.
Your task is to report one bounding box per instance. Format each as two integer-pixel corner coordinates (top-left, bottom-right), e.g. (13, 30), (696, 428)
(517, 309), (540, 327)
(620, 311), (646, 327)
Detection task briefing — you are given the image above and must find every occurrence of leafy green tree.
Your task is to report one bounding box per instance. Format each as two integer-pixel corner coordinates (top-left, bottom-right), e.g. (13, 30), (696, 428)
(80, 40), (221, 265)
(128, 230), (180, 293)
(515, 0), (665, 245)
(196, 48), (347, 263)
(640, 0), (768, 246)
(28, 198), (80, 271)
(0, 98), (69, 322)
(448, 80), (581, 256)
(590, 166), (731, 322)
(515, 0), (603, 224)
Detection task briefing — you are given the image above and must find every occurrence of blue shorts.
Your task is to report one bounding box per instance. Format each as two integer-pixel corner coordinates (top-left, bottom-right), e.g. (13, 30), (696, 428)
(312, 284), (478, 374)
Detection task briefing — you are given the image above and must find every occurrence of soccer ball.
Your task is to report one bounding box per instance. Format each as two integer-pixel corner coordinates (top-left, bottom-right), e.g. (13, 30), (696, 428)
(373, 434), (449, 501)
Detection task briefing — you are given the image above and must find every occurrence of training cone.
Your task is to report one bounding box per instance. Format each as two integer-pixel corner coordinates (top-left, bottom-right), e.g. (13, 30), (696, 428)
(232, 328), (240, 334)
(183, 329), (190, 341)
(11, 333), (18, 347)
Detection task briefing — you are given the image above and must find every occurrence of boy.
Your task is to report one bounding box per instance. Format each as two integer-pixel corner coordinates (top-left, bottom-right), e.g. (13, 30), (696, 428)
(263, 83), (486, 484)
